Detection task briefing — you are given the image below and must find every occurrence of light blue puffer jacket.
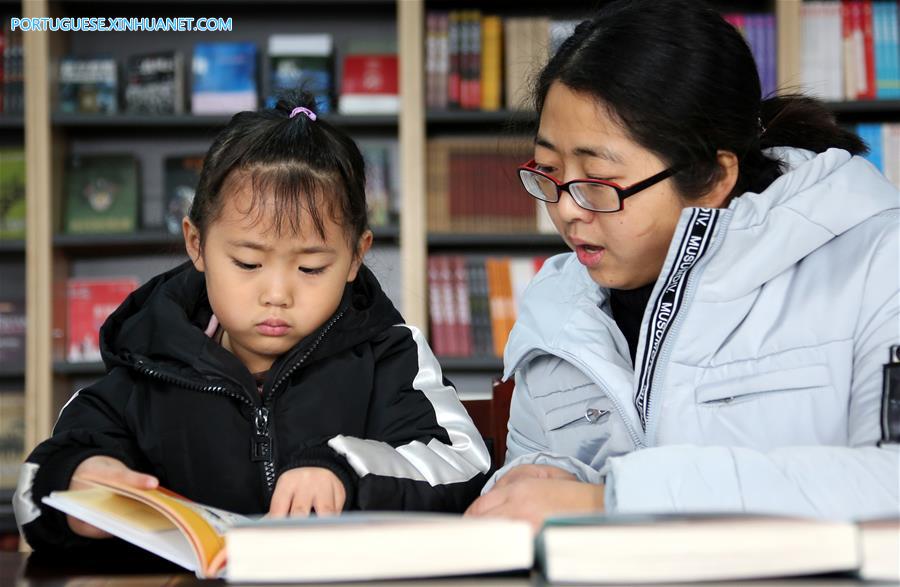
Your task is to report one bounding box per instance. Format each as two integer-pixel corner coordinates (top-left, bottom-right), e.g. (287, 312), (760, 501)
(485, 148), (900, 521)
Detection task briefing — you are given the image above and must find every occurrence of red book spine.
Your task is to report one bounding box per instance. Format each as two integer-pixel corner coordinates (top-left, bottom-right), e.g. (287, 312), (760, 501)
(862, 0), (876, 99)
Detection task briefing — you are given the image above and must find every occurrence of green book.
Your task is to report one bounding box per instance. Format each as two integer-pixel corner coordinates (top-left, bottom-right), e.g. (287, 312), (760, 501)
(64, 154), (140, 234)
(0, 148), (26, 240)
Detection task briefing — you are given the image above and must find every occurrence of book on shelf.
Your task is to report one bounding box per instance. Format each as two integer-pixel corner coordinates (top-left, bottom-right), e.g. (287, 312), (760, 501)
(64, 154), (140, 235)
(856, 122), (900, 187)
(0, 147), (25, 240)
(0, 390), (24, 490)
(266, 34), (333, 113)
(58, 56), (118, 115)
(538, 512), (900, 584)
(338, 54), (399, 115)
(191, 42), (258, 115)
(0, 297), (25, 371)
(428, 255), (548, 359)
(427, 3), (900, 111)
(357, 138), (399, 228)
(163, 155), (204, 235)
(124, 51), (186, 115)
(1, 19), (24, 115)
(66, 277), (139, 363)
(43, 475), (534, 582)
(427, 137), (554, 234)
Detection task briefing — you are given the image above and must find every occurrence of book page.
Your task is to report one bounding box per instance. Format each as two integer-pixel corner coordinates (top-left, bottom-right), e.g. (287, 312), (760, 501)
(73, 476), (249, 576)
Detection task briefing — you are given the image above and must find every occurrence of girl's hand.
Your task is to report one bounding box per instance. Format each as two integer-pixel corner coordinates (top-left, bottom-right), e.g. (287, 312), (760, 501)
(493, 464), (578, 488)
(68, 455), (159, 538)
(464, 477), (604, 533)
(268, 467), (346, 518)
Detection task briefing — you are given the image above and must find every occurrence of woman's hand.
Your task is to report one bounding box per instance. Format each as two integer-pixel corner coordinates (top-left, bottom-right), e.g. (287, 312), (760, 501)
(268, 467), (346, 518)
(68, 455), (159, 538)
(493, 464), (578, 487)
(465, 477), (604, 532)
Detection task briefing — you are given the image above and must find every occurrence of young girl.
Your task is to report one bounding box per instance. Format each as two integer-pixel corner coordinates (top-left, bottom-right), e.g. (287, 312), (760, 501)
(15, 96), (490, 549)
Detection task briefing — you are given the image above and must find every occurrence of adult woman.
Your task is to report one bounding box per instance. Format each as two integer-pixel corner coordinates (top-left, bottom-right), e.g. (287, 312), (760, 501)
(466, 0), (899, 529)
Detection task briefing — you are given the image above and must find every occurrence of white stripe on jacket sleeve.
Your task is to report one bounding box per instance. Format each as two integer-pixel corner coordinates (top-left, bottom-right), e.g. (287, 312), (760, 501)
(328, 325), (491, 485)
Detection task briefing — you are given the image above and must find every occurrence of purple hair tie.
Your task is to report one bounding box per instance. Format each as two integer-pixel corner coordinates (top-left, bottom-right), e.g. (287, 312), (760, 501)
(289, 106), (317, 121)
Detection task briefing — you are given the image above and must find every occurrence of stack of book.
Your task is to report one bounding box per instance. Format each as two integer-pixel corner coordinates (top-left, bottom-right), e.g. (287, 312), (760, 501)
(428, 255), (551, 359)
(427, 137), (555, 235)
(778, 0), (900, 101)
(424, 11), (578, 111)
(0, 19), (24, 115)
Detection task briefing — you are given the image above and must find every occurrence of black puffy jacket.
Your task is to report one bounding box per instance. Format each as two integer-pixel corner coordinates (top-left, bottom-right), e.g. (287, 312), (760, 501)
(15, 261), (490, 550)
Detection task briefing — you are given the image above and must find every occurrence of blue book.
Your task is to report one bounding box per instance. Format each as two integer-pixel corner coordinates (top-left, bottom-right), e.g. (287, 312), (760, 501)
(191, 42), (258, 114)
(857, 123), (884, 172)
(874, 1), (900, 99)
(58, 56), (118, 114)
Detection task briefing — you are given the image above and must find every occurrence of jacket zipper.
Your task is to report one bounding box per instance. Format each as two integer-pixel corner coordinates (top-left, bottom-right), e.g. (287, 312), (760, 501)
(256, 308), (347, 495)
(548, 408), (610, 431)
(643, 210), (730, 445)
(132, 308), (346, 500)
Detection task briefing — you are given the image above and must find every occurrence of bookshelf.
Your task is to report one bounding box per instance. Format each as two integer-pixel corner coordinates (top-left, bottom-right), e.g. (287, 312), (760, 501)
(4, 0), (900, 543)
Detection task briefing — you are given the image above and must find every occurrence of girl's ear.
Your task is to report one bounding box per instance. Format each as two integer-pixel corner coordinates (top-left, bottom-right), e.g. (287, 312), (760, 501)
(347, 230), (374, 282)
(182, 217), (206, 272)
(696, 150), (739, 209)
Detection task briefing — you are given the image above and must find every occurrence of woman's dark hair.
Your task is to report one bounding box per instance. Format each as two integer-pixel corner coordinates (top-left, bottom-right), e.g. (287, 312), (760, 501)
(190, 91), (368, 250)
(535, 0), (867, 200)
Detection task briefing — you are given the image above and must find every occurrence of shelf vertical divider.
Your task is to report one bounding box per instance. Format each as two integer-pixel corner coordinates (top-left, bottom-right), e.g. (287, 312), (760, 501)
(23, 0), (55, 452)
(398, 0), (427, 330)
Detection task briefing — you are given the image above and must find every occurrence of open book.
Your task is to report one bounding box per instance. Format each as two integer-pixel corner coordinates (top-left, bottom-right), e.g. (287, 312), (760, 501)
(43, 476), (534, 582)
(537, 513), (899, 584)
(42, 476), (248, 578)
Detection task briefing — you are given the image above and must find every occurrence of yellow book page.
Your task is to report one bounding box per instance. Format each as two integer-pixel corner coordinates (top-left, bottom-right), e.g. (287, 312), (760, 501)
(76, 477), (227, 576)
(62, 488), (175, 532)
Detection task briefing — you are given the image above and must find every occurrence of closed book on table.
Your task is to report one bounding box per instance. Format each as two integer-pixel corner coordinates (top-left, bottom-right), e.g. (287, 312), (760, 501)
(538, 513), (861, 584)
(225, 513), (533, 583)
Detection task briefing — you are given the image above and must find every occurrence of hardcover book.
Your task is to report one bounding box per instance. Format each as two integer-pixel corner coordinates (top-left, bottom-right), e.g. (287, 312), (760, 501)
(66, 277), (139, 363)
(538, 513), (864, 584)
(0, 390), (24, 489)
(124, 51), (185, 115)
(338, 54), (399, 115)
(266, 34), (332, 113)
(0, 297), (25, 370)
(191, 42), (258, 114)
(44, 475), (533, 582)
(64, 154), (140, 235)
(163, 155), (204, 235)
(0, 147), (25, 239)
(59, 56), (118, 114)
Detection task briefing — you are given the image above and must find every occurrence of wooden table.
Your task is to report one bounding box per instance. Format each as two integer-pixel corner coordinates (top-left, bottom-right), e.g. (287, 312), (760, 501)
(1, 549), (878, 587)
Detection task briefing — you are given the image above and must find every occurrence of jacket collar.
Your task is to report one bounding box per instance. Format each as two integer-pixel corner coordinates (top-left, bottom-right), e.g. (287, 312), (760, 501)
(504, 148), (900, 374)
(99, 261), (402, 392)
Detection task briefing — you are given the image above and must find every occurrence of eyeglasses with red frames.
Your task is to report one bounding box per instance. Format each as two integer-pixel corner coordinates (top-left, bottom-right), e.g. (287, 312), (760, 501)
(517, 159), (681, 213)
